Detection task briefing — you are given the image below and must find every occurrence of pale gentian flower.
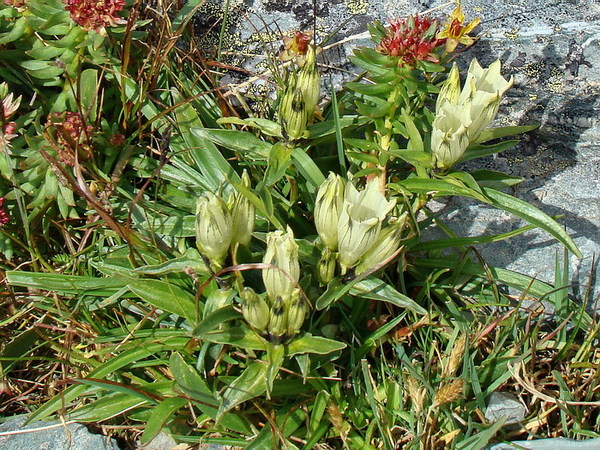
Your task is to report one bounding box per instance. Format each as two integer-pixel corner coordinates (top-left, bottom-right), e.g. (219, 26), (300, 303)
(337, 179), (396, 271)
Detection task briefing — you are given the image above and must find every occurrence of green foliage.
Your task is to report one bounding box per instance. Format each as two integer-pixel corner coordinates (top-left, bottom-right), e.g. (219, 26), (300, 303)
(0, 1), (596, 448)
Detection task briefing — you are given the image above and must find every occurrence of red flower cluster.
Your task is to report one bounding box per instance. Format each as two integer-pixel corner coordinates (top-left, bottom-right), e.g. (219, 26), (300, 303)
(376, 15), (445, 66)
(48, 112), (94, 166)
(0, 198), (9, 227)
(63, 0), (126, 33)
(3, 0), (26, 9)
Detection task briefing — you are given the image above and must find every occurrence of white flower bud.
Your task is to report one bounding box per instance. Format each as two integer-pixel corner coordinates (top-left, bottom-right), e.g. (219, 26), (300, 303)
(285, 289), (307, 336)
(230, 170), (255, 246)
(315, 173), (345, 250)
(241, 287), (270, 332)
(195, 192), (233, 268)
(262, 227), (300, 301)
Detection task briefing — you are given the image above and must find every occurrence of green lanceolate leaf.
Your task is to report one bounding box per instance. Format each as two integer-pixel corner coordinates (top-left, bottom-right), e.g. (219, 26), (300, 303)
(475, 124), (539, 144)
(291, 147), (325, 190)
(470, 170), (524, 189)
(191, 128), (272, 157)
(6, 272), (128, 297)
(460, 140), (521, 163)
(195, 326), (268, 351)
(286, 333), (346, 356)
(169, 353), (251, 433)
(217, 361), (268, 422)
(67, 391), (149, 422)
(28, 336), (189, 423)
(264, 142), (293, 186)
(192, 306), (240, 335)
(173, 89), (239, 189)
(139, 397), (188, 445)
(127, 279), (197, 324)
(266, 343), (285, 396)
(482, 187), (581, 258)
(217, 117), (282, 137)
(391, 178), (490, 203)
(350, 278), (427, 315)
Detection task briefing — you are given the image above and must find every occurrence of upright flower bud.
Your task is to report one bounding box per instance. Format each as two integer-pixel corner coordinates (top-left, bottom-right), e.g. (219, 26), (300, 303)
(230, 170), (255, 246)
(436, 63), (461, 110)
(286, 289), (308, 336)
(241, 287), (270, 333)
(262, 227), (300, 301)
(279, 87), (310, 141)
(195, 192), (233, 269)
(337, 179), (396, 272)
(296, 44), (321, 118)
(316, 247), (337, 285)
(355, 214), (407, 275)
(314, 173), (345, 250)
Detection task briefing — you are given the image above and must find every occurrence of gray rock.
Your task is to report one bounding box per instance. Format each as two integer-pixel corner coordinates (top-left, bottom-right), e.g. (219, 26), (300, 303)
(485, 392), (528, 425)
(0, 417), (120, 450)
(194, 0), (600, 303)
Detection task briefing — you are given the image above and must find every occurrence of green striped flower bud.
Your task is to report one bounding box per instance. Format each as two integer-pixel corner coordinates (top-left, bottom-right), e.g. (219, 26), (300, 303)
(195, 192), (233, 269)
(262, 226), (299, 302)
(315, 172), (345, 250)
(267, 295), (288, 339)
(286, 289), (308, 336)
(280, 87), (310, 141)
(296, 44), (321, 117)
(316, 247), (336, 285)
(241, 287), (270, 333)
(337, 179), (396, 272)
(436, 63), (461, 111)
(230, 170), (255, 246)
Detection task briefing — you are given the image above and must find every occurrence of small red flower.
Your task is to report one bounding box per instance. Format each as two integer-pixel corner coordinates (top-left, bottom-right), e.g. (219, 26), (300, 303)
(63, 0), (126, 33)
(376, 15), (445, 66)
(3, 0), (26, 9)
(0, 198), (10, 227)
(281, 30), (313, 64)
(47, 112), (94, 166)
(109, 133), (125, 146)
